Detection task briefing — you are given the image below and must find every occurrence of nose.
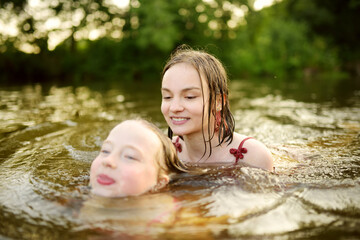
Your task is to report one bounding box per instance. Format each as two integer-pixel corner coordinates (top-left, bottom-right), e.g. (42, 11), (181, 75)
(169, 98), (184, 112)
(102, 154), (117, 169)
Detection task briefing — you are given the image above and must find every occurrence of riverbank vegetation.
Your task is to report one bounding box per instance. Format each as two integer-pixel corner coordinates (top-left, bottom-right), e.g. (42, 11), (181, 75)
(0, 0), (359, 85)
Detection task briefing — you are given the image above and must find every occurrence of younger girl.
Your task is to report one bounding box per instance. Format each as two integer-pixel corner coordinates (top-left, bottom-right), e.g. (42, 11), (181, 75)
(79, 119), (187, 234)
(90, 119), (186, 198)
(161, 46), (273, 171)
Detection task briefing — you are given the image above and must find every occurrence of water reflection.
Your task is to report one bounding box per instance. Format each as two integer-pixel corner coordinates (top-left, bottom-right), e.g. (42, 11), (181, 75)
(0, 81), (359, 239)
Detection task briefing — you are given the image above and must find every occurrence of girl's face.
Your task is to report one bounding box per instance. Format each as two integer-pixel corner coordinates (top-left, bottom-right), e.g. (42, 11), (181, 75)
(161, 63), (211, 137)
(90, 121), (163, 198)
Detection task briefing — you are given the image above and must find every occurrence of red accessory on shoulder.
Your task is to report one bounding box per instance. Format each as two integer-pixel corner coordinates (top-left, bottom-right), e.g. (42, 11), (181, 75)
(230, 137), (253, 163)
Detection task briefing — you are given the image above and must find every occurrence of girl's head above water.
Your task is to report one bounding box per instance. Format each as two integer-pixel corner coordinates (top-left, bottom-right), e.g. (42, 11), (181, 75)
(161, 45), (273, 170)
(161, 45), (235, 147)
(90, 119), (186, 198)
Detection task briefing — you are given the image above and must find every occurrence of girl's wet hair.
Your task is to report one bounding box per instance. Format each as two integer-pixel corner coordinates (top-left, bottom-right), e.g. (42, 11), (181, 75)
(162, 45), (235, 158)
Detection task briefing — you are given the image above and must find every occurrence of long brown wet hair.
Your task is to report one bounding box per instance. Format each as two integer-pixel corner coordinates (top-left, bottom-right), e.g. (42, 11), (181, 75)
(162, 45), (235, 158)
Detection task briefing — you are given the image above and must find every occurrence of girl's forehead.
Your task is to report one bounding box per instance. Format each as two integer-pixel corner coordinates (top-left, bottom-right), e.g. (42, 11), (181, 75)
(163, 63), (209, 89)
(110, 121), (161, 149)
(168, 62), (198, 74)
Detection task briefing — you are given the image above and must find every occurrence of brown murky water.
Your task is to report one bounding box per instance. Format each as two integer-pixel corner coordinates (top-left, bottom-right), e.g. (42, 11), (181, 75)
(0, 79), (359, 239)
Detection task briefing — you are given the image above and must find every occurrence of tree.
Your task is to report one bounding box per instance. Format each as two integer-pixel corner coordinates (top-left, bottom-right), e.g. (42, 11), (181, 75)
(281, 0), (360, 76)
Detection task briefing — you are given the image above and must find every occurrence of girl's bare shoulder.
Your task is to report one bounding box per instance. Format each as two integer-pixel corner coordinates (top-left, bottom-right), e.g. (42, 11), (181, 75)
(232, 133), (273, 171)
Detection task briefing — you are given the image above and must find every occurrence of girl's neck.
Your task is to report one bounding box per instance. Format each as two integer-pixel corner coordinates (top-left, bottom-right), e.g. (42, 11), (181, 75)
(182, 131), (222, 163)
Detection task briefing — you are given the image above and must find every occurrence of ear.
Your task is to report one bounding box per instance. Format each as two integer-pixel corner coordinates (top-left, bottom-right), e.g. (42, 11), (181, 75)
(157, 175), (169, 189)
(151, 175), (169, 193)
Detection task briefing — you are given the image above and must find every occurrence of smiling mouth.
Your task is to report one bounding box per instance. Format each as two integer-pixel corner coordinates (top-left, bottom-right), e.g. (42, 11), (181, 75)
(170, 117), (189, 125)
(171, 117), (189, 121)
(97, 174), (115, 185)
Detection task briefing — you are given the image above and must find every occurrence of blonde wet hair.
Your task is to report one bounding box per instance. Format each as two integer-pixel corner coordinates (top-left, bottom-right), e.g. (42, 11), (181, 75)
(134, 119), (188, 179)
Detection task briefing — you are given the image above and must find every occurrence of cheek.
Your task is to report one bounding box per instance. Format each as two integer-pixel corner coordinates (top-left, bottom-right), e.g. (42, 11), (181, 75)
(125, 166), (157, 183)
(193, 101), (206, 116)
(89, 158), (101, 180)
(161, 102), (168, 115)
(120, 167), (157, 194)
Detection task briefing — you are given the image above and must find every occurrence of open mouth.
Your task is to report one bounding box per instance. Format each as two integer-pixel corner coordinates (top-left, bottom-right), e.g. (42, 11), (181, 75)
(171, 117), (189, 124)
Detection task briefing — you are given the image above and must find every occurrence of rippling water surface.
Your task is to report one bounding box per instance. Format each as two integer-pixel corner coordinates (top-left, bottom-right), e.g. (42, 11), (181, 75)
(0, 79), (359, 239)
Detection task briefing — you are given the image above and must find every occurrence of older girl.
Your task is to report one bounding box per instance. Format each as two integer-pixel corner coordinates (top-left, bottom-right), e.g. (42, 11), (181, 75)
(161, 46), (273, 171)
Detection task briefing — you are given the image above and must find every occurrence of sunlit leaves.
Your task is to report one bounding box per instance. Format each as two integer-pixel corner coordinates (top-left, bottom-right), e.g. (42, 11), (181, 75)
(0, 0), (356, 83)
(0, 0), (257, 53)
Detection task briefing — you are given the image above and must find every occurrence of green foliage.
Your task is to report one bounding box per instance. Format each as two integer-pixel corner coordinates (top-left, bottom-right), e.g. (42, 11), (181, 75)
(229, 16), (339, 79)
(132, 0), (179, 51)
(0, 0), (358, 85)
(279, 0), (360, 74)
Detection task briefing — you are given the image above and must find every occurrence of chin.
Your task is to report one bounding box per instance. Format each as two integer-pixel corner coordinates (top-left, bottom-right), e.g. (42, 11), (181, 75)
(172, 128), (198, 136)
(91, 188), (116, 198)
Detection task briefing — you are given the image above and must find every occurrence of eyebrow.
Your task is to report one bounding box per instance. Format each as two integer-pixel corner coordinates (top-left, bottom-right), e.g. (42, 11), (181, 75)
(103, 140), (144, 155)
(102, 140), (112, 146)
(161, 87), (201, 92)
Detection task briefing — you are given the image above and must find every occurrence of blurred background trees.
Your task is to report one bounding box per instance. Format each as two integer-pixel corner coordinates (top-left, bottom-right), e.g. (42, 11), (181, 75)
(0, 0), (359, 85)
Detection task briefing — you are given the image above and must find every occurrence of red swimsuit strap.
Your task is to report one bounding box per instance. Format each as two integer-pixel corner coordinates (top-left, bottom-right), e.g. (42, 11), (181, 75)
(174, 136), (253, 164)
(229, 137), (253, 164)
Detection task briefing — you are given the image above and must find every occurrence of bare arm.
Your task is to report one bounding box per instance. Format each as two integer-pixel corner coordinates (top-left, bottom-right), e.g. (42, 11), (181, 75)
(241, 139), (274, 171)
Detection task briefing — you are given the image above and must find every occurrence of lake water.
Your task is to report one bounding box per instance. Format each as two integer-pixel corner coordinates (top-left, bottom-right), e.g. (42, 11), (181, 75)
(0, 78), (359, 239)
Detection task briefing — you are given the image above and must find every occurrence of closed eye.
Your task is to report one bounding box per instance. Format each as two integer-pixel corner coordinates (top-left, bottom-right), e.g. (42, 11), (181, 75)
(186, 96), (197, 99)
(125, 155), (138, 161)
(101, 149), (110, 154)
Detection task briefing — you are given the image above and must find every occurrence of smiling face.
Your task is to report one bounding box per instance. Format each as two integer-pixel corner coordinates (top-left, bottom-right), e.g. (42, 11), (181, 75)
(161, 62), (212, 138)
(90, 120), (164, 198)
